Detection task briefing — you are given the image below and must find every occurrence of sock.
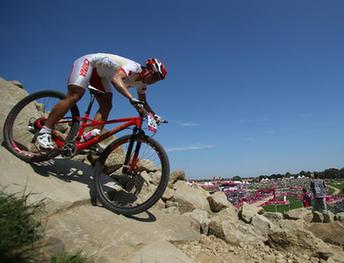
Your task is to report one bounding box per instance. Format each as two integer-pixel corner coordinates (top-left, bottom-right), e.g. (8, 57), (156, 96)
(40, 125), (52, 134)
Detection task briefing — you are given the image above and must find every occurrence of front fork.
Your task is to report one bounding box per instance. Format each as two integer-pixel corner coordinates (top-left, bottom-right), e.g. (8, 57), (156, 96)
(122, 127), (143, 175)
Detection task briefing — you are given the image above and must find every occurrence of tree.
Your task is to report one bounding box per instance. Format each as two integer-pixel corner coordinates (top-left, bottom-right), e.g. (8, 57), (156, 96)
(232, 176), (242, 181)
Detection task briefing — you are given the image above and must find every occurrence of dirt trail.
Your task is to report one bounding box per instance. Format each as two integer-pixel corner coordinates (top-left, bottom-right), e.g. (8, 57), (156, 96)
(328, 185), (340, 195)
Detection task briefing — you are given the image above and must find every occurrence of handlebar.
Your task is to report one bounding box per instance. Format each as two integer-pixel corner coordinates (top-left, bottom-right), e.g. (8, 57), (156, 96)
(130, 99), (168, 125)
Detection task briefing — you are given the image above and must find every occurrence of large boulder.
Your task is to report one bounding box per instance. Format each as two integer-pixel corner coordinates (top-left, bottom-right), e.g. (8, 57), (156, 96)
(46, 206), (201, 263)
(173, 181), (211, 213)
(307, 221), (344, 246)
(162, 187), (175, 201)
(168, 170), (186, 188)
(284, 207), (313, 222)
(323, 211), (335, 223)
(0, 77), (30, 144)
(307, 222), (344, 246)
(335, 212), (344, 223)
(251, 214), (275, 239)
(183, 208), (210, 235)
(209, 207), (265, 246)
(263, 212), (284, 221)
(128, 241), (193, 263)
(266, 220), (344, 260)
(207, 191), (231, 212)
(239, 202), (263, 223)
(311, 211), (324, 223)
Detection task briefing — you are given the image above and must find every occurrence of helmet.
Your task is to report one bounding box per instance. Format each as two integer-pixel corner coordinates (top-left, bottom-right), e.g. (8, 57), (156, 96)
(145, 58), (167, 79)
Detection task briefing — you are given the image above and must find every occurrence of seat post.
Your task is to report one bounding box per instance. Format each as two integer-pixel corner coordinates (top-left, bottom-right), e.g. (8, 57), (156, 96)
(86, 93), (96, 115)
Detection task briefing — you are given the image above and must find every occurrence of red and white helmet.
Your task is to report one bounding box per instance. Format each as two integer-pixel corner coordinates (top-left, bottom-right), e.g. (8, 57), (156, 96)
(145, 58), (167, 79)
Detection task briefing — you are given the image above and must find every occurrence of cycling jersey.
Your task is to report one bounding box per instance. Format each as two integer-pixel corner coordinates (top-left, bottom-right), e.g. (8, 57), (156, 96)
(68, 53), (147, 94)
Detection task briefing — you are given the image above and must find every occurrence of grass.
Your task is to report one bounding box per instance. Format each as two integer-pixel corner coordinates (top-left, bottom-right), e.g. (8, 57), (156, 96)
(328, 182), (344, 195)
(0, 189), (94, 263)
(0, 190), (45, 262)
(50, 251), (92, 263)
(263, 196), (303, 213)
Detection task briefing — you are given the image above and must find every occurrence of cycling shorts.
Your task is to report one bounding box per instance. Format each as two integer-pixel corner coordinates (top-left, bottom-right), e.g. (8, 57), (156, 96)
(68, 55), (115, 93)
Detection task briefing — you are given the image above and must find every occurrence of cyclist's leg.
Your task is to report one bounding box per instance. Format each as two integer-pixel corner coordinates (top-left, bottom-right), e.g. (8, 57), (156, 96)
(45, 56), (92, 129)
(44, 85), (84, 129)
(37, 56), (91, 148)
(94, 91), (113, 130)
(90, 74), (113, 130)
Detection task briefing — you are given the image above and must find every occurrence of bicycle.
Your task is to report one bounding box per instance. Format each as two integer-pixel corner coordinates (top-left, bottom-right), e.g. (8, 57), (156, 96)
(3, 86), (170, 215)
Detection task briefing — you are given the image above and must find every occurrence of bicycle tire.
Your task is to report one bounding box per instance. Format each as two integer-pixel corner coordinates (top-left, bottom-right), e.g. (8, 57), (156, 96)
(3, 90), (80, 162)
(94, 134), (170, 215)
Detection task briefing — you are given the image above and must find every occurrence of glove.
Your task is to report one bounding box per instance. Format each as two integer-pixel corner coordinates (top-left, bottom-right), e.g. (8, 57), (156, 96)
(154, 114), (163, 125)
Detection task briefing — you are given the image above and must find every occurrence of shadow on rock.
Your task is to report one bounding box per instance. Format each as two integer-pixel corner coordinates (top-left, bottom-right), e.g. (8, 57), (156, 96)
(30, 158), (97, 201)
(126, 210), (157, 222)
(30, 158), (158, 223)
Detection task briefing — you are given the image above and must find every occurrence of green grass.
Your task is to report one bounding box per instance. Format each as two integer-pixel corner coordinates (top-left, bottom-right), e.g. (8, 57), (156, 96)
(263, 196), (303, 213)
(0, 190), (45, 262)
(328, 182), (344, 195)
(0, 189), (94, 263)
(50, 251), (93, 263)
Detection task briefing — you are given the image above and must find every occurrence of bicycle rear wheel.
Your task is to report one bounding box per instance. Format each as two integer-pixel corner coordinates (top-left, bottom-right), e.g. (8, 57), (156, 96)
(3, 90), (80, 162)
(94, 134), (170, 215)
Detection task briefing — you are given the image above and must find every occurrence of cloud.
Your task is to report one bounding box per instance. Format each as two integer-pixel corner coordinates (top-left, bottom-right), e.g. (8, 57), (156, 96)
(177, 122), (200, 127)
(166, 144), (215, 152)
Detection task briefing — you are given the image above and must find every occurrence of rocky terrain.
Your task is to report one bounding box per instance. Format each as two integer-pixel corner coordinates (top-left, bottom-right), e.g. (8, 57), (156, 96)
(1, 76), (344, 263)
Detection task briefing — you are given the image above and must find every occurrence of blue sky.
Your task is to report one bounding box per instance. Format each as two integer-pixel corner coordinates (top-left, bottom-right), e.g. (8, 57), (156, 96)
(1, 0), (344, 179)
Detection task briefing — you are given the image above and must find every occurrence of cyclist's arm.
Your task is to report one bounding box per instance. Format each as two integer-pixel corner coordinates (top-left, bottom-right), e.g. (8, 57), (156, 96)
(138, 92), (155, 115)
(111, 70), (133, 100)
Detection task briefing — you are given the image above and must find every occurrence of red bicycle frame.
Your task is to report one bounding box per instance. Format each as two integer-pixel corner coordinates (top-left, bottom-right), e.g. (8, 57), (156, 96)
(34, 89), (146, 154)
(52, 114), (144, 151)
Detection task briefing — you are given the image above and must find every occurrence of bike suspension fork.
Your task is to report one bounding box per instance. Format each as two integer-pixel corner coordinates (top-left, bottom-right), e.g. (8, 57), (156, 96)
(123, 128), (142, 174)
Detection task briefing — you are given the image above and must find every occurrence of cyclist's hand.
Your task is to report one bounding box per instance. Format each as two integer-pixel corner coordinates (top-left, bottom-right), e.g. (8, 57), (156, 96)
(154, 114), (168, 125)
(154, 114), (162, 125)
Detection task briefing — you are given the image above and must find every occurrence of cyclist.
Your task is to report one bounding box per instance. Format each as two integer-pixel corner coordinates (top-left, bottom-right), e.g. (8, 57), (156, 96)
(36, 53), (167, 149)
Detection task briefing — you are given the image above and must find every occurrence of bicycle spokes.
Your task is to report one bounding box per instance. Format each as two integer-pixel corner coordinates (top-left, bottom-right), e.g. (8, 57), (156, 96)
(97, 136), (165, 211)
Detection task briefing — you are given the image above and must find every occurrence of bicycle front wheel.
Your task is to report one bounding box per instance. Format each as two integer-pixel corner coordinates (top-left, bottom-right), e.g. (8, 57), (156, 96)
(94, 134), (170, 215)
(3, 90), (80, 162)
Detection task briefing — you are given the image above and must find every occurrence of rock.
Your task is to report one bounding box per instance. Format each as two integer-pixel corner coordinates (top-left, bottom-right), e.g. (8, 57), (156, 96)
(312, 211), (324, 223)
(263, 212), (284, 221)
(323, 210), (335, 223)
(162, 187), (175, 201)
(10, 80), (24, 89)
(239, 202), (261, 223)
(183, 209), (210, 235)
(165, 200), (179, 208)
(137, 159), (159, 173)
(209, 207), (265, 246)
(307, 222), (344, 246)
(168, 170), (186, 187)
(284, 207), (313, 222)
(152, 198), (166, 210)
(207, 191), (231, 212)
(173, 181), (211, 213)
(251, 214), (274, 240)
(128, 241), (194, 263)
(335, 212), (344, 222)
(267, 220), (335, 257)
(46, 206), (200, 262)
(0, 77), (31, 144)
(164, 206), (180, 214)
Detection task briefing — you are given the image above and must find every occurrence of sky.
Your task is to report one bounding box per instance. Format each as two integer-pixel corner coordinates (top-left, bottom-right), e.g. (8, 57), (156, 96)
(1, 0), (344, 179)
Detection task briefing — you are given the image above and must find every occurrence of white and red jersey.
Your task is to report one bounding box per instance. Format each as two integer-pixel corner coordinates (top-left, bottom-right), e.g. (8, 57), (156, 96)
(68, 53), (147, 94)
